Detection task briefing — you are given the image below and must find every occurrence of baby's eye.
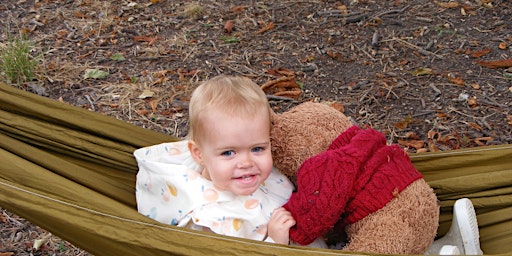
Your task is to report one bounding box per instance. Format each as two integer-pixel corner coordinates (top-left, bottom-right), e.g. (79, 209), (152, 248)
(221, 150), (235, 156)
(252, 147), (265, 153)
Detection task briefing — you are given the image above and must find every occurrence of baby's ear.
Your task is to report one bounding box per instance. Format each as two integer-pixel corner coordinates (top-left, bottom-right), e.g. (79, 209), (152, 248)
(188, 140), (203, 165)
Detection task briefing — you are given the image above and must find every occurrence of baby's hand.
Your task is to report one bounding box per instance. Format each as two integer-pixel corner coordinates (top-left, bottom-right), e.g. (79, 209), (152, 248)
(267, 207), (296, 244)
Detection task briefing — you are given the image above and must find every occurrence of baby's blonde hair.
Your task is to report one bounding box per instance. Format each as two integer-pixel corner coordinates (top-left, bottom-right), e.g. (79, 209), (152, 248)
(188, 75), (271, 142)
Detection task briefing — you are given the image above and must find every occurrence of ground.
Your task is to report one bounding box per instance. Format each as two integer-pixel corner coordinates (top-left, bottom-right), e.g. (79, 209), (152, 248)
(0, 0), (511, 255)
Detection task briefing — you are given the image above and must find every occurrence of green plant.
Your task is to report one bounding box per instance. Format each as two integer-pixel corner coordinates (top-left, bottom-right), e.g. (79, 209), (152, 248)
(220, 35), (240, 44)
(0, 34), (39, 85)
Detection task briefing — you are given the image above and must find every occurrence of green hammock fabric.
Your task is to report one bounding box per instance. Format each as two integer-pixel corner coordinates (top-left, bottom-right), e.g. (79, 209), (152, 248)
(1, 81), (511, 255)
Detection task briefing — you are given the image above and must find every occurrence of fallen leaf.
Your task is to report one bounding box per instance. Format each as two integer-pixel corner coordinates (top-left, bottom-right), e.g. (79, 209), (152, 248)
(149, 99), (159, 113)
(261, 77), (296, 89)
(273, 90), (302, 99)
(224, 20), (235, 34)
(83, 69), (109, 79)
(230, 6), (247, 13)
(0, 252), (15, 256)
(468, 48), (491, 58)
(397, 139), (425, 149)
(460, 7), (467, 15)
(428, 142), (440, 152)
(448, 76), (464, 86)
(73, 11), (89, 19)
(470, 83), (481, 89)
(127, 2), (140, 8)
(33, 238), (45, 250)
(255, 22), (274, 35)
(138, 89), (154, 99)
(266, 67), (295, 77)
(337, 4), (348, 13)
(301, 55), (314, 63)
(476, 57), (512, 68)
(393, 116), (412, 130)
(473, 137), (493, 146)
(468, 122), (482, 131)
(404, 131), (420, 140)
(467, 96), (477, 107)
(411, 67), (433, 76)
(438, 134), (459, 144)
(133, 36), (159, 45)
(507, 115), (512, 125)
(178, 69), (198, 77)
(427, 130), (441, 140)
(398, 59), (409, 66)
(416, 148), (428, 153)
(137, 109), (149, 116)
(261, 75), (302, 99)
(326, 50), (342, 60)
(434, 1), (459, 8)
(110, 53), (125, 61)
(329, 101), (344, 112)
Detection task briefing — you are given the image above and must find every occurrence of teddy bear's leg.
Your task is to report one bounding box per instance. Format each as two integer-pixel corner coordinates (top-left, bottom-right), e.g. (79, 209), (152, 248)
(342, 179), (439, 254)
(425, 198), (483, 255)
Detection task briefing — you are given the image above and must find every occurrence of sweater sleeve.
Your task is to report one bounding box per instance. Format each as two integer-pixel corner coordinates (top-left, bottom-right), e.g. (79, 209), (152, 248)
(283, 128), (387, 245)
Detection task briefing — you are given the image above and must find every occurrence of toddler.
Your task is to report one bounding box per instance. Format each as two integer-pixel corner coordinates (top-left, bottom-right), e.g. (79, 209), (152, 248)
(135, 75), (325, 246)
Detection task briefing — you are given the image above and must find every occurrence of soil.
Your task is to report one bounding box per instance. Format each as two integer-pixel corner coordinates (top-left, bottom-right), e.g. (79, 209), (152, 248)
(1, 0), (511, 255)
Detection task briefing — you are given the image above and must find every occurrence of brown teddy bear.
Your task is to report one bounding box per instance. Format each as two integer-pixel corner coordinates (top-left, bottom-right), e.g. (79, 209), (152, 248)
(270, 102), (439, 254)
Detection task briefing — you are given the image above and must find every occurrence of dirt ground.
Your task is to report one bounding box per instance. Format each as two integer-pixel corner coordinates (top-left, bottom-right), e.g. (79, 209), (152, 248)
(1, 0), (511, 255)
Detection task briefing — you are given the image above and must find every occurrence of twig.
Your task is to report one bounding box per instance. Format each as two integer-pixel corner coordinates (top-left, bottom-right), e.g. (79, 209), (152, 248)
(352, 43), (376, 61)
(182, 45), (197, 62)
(371, 30), (379, 47)
(84, 95), (95, 111)
(317, 10), (362, 16)
(412, 110), (436, 117)
(266, 94), (298, 102)
(371, 5), (411, 19)
(390, 37), (444, 59)
(136, 55), (175, 61)
(429, 83), (442, 96)
(480, 97), (508, 108)
(343, 13), (369, 24)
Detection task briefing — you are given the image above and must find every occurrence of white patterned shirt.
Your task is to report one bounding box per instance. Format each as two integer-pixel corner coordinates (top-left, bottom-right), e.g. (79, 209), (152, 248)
(134, 140), (294, 241)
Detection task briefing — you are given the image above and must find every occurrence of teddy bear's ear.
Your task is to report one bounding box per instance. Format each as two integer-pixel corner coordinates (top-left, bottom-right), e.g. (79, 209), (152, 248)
(270, 102), (354, 184)
(270, 109), (278, 125)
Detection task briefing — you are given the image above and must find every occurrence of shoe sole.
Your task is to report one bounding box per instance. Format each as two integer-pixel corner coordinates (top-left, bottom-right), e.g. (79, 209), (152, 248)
(454, 198), (482, 255)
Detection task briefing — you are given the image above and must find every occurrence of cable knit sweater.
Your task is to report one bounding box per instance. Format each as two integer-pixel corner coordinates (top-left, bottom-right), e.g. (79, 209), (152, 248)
(283, 126), (423, 245)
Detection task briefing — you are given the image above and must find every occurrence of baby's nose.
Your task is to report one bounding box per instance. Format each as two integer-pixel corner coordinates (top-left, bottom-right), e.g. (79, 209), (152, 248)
(237, 154), (254, 168)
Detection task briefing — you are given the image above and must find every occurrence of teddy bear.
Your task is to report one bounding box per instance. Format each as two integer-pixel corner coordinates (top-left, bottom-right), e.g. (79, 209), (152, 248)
(270, 102), (439, 254)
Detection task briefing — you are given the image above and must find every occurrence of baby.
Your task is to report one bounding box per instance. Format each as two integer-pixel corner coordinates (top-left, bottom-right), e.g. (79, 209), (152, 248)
(134, 75), (325, 246)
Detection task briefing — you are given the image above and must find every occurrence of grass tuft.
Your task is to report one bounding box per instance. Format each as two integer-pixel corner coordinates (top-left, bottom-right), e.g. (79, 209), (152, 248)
(183, 2), (205, 20)
(0, 34), (39, 85)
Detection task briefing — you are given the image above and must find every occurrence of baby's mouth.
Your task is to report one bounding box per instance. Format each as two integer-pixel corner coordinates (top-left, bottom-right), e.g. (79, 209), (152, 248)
(234, 174), (256, 182)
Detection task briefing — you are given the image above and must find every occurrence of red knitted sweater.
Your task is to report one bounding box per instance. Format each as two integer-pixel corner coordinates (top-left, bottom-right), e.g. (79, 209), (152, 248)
(283, 126), (423, 245)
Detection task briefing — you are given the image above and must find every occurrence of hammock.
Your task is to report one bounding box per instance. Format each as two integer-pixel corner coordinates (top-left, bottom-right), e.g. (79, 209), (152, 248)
(0, 81), (511, 256)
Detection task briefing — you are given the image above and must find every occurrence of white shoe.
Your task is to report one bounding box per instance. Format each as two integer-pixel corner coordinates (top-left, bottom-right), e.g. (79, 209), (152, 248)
(453, 198), (483, 255)
(440, 245), (460, 255)
(425, 198), (483, 255)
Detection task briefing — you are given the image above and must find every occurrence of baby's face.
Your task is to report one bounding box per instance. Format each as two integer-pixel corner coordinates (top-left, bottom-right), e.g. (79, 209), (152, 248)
(192, 110), (272, 196)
